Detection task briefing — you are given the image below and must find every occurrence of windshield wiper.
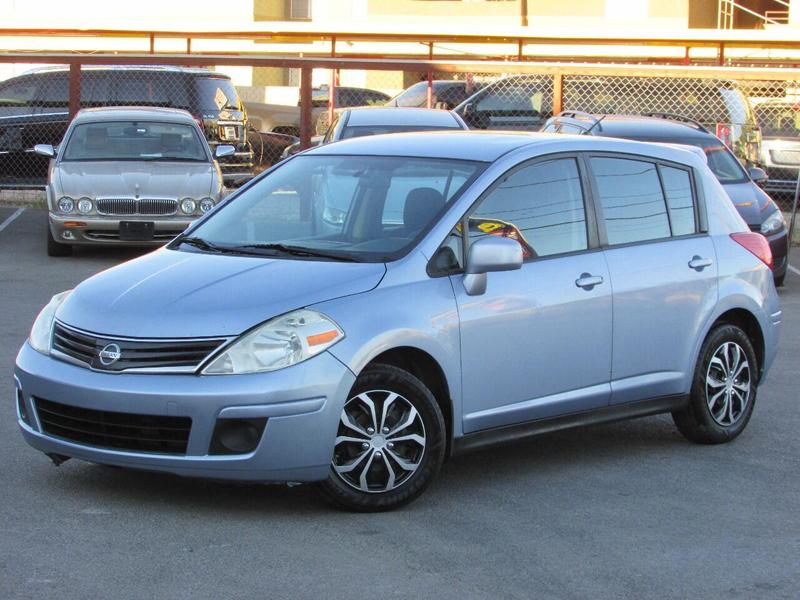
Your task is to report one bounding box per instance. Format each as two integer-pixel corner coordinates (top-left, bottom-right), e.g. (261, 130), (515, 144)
(177, 236), (246, 255)
(235, 243), (360, 262)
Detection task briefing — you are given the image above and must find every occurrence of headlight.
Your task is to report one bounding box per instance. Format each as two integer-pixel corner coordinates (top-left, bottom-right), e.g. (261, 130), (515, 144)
(77, 197), (93, 214)
(761, 210), (785, 236)
(199, 197), (215, 213)
(57, 197), (74, 213)
(180, 198), (197, 214)
(202, 309), (344, 375)
(29, 290), (72, 355)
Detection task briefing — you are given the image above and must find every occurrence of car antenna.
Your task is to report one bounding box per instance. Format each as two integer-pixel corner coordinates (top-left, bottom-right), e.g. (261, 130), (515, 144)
(583, 115), (606, 135)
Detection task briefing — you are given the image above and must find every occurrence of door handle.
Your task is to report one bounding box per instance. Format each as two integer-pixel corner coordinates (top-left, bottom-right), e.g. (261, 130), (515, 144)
(575, 273), (604, 290)
(688, 256), (713, 271)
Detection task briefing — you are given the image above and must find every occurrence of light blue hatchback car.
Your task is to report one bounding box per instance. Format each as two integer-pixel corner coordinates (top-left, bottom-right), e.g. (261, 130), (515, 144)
(15, 131), (781, 511)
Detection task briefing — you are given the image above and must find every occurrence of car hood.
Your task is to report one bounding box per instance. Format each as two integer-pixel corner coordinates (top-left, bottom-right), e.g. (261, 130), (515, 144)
(722, 181), (773, 226)
(56, 249), (386, 338)
(56, 161), (214, 199)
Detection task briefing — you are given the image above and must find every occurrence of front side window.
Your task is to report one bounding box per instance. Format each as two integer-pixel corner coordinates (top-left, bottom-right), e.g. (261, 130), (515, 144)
(389, 82), (428, 108)
(185, 155), (482, 262)
(438, 157), (588, 269)
(591, 157), (671, 246)
(62, 121), (208, 162)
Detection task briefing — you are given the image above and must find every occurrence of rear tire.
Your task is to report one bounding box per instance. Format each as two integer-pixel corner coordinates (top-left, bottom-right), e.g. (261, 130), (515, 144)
(317, 364), (446, 512)
(47, 228), (73, 257)
(672, 324), (758, 444)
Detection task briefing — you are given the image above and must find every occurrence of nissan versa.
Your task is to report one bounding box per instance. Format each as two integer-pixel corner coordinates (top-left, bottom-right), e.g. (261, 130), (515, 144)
(15, 132), (780, 511)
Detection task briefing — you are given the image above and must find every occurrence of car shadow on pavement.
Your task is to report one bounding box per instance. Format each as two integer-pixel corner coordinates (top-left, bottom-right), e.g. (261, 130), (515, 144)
(33, 414), (688, 515)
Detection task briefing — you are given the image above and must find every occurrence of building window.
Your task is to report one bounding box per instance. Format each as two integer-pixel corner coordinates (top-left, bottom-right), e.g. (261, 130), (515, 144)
(289, 0), (311, 20)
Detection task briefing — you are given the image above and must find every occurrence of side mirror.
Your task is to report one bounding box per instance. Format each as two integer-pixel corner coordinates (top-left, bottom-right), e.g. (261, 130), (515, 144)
(215, 145), (236, 159)
(463, 236), (523, 296)
(34, 144), (55, 158)
(749, 166), (768, 184)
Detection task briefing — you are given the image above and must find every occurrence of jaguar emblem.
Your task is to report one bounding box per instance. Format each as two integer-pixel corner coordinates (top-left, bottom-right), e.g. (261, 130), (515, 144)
(98, 343), (122, 366)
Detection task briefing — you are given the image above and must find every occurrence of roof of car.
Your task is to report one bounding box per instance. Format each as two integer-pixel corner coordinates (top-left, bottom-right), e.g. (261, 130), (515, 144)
(72, 106), (197, 124)
(590, 115), (713, 139)
(23, 65), (221, 77)
(344, 107), (462, 127)
(307, 130), (707, 167)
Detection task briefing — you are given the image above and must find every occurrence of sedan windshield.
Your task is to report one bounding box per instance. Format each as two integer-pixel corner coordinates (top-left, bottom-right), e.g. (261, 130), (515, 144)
(181, 155), (483, 262)
(62, 121), (208, 162)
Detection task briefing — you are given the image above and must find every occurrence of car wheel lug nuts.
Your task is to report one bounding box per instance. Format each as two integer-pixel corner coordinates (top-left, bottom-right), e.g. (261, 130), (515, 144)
(362, 442), (369, 450)
(382, 426), (389, 434)
(375, 451), (382, 458)
(367, 427), (375, 434)
(387, 442), (394, 449)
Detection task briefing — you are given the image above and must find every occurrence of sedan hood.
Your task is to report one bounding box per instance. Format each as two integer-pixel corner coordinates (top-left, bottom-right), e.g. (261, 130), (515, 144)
(57, 249), (386, 338)
(722, 181), (773, 226)
(56, 161), (214, 199)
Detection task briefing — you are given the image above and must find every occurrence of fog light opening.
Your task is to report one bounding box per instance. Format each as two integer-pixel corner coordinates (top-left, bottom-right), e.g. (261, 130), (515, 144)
(209, 418), (267, 455)
(16, 388), (30, 425)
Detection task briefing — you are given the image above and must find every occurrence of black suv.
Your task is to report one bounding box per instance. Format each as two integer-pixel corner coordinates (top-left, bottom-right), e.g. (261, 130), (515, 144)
(542, 111), (788, 285)
(454, 75), (762, 167)
(0, 66), (254, 187)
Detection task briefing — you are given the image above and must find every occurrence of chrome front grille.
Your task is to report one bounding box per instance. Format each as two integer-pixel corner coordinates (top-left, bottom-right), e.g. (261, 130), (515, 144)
(52, 321), (228, 373)
(96, 198), (177, 216)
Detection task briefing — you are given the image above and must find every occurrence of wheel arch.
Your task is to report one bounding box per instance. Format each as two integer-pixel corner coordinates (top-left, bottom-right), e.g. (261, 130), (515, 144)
(711, 308), (765, 380)
(360, 346), (455, 458)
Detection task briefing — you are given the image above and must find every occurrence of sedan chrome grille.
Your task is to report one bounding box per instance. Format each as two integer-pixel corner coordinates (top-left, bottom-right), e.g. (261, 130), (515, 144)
(96, 198), (178, 216)
(52, 321), (227, 373)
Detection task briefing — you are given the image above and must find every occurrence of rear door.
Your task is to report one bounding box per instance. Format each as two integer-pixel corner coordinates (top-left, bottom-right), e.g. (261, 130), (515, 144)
(587, 154), (718, 404)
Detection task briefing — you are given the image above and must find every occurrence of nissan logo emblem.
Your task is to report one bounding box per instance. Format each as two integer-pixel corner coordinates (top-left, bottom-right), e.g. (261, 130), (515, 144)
(98, 343), (122, 366)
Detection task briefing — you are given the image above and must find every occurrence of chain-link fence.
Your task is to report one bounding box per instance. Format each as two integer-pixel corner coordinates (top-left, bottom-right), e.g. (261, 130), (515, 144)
(1, 57), (799, 212)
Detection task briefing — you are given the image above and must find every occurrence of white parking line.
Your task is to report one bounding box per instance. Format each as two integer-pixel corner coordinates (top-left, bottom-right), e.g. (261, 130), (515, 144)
(0, 207), (24, 233)
(788, 264), (800, 277)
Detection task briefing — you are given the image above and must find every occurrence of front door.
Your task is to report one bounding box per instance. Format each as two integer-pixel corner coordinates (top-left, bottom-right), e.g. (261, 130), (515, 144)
(450, 156), (613, 433)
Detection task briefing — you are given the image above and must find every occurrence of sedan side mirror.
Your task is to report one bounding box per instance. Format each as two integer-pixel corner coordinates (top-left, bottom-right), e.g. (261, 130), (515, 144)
(748, 166), (768, 184)
(34, 144), (56, 158)
(215, 145), (236, 159)
(463, 235), (523, 296)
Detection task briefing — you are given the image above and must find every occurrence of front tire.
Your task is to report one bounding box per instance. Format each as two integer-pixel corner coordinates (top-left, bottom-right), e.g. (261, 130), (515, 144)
(317, 364), (446, 512)
(47, 228), (73, 257)
(672, 324), (758, 444)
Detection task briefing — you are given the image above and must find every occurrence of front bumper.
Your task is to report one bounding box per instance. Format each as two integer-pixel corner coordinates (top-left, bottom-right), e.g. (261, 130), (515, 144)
(15, 342), (355, 482)
(49, 214), (195, 246)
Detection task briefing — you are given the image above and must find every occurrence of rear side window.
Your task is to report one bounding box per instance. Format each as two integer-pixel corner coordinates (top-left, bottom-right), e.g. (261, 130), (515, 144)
(659, 166), (696, 236)
(591, 157), (671, 246)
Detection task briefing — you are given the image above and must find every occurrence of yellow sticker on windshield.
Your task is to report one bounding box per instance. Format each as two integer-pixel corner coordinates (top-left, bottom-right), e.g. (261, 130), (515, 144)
(214, 88), (228, 111)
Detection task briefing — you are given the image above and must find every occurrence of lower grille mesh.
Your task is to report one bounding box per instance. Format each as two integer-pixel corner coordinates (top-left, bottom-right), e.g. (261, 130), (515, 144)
(35, 397), (191, 454)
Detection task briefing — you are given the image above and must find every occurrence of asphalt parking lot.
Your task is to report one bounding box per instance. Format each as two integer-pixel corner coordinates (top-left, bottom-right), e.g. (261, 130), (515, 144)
(1, 206), (799, 600)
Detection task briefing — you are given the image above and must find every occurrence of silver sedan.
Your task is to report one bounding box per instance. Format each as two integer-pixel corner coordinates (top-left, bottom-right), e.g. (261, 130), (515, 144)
(36, 106), (232, 256)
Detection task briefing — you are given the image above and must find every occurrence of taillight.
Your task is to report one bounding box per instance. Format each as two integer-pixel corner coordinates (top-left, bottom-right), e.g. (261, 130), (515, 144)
(716, 123), (732, 148)
(731, 232), (773, 269)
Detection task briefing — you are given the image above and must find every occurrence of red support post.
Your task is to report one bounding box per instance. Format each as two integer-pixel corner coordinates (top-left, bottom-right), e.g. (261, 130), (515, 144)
(552, 72), (563, 115)
(427, 42), (433, 108)
(328, 37), (336, 131)
(68, 62), (81, 120)
(300, 67), (313, 149)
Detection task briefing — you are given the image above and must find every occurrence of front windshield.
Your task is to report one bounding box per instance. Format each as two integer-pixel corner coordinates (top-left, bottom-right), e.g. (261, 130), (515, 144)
(62, 121), (208, 162)
(754, 103), (800, 138)
(628, 136), (748, 184)
(182, 155), (483, 262)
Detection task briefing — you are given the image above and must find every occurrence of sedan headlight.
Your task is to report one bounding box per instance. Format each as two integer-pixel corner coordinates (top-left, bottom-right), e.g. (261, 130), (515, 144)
(199, 197), (215, 213)
(203, 309), (344, 375)
(29, 290), (72, 355)
(761, 210), (785, 236)
(57, 197), (74, 213)
(180, 198), (197, 214)
(77, 197), (93, 214)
